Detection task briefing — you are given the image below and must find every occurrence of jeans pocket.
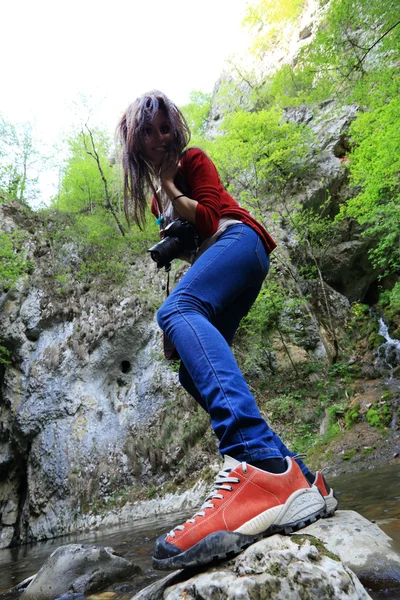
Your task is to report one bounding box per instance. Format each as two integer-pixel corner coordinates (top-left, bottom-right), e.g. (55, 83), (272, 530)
(255, 236), (270, 276)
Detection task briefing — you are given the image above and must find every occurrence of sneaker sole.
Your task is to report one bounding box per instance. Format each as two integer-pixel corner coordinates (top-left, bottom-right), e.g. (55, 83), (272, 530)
(152, 488), (326, 570)
(323, 491), (339, 518)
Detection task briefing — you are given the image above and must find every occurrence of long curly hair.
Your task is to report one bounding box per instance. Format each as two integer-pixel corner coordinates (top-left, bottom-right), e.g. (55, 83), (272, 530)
(117, 90), (191, 228)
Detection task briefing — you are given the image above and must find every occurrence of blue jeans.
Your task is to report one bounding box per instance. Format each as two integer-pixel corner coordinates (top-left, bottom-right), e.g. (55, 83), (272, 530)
(157, 224), (309, 473)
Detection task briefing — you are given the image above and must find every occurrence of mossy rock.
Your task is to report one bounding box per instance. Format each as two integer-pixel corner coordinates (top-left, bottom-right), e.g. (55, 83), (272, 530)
(366, 403), (391, 428)
(368, 333), (386, 350)
(344, 404), (361, 428)
(343, 448), (357, 460)
(391, 328), (400, 341)
(290, 534), (340, 562)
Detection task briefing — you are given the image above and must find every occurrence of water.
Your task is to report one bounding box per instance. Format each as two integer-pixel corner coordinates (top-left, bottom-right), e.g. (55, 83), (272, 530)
(0, 464), (399, 598)
(0, 511), (187, 597)
(376, 318), (400, 373)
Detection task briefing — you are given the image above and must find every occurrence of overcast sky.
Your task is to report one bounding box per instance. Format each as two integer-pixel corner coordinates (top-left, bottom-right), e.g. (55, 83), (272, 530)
(2, 0), (249, 143)
(1, 0), (250, 205)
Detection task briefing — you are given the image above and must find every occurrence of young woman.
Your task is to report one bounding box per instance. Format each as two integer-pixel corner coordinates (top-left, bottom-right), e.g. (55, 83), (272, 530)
(118, 91), (337, 571)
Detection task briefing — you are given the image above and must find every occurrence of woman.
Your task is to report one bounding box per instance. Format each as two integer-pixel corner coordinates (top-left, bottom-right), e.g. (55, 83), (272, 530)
(118, 91), (337, 571)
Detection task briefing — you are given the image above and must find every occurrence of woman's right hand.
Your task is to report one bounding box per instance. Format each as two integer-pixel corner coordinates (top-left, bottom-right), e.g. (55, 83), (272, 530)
(159, 155), (180, 188)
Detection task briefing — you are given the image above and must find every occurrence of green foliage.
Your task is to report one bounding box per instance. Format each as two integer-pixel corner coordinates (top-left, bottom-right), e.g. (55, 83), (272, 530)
(244, 0), (306, 53)
(344, 404), (361, 428)
(378, 283), (400, 319)
(288, 0), (400, 103)
(327, 361), (359, 381)
(338, 98), (400, 276)
(0, 229), (32, 291)
(342, 448), (357, 460)
(181, 91), (212, 145)
(265, 391), (305, 422)
(351, 303), (370, 320)
(241, 279), (287, 337)
(208, 107), (314, 218)
(289, 195), (344, 277)
(243, 0), (400, 110)
(45, 207), (158, 289)
(0, 340), (11, 365)
(0, 116), (41, 204)
(54, 127), (118, 214)
(366, 403), (391, 428)
(292, 201), (338, 249)
(237, 0), (400, 292)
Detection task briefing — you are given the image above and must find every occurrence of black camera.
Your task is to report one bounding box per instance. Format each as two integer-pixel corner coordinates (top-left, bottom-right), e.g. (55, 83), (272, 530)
(148, 219), (200, 271)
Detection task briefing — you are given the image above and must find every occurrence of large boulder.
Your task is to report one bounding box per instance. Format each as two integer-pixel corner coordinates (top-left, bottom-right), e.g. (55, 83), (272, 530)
(132, 535), (370, 600)
(302, 510), (400, 593)
(20, 544), (139, 600)
(133, 510), (400, 600)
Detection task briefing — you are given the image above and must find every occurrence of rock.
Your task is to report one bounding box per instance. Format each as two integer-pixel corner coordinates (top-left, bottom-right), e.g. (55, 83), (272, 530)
(133, 535), (370, 600)
(133, 511), (400, 599)
(0, 237), (188, 545)
(299, 24), (313, 40)
(20, 544), (140, 600)
(130, 572), (184, 600)
(301, 510), (400, 592)
(320, 238), (381, 302)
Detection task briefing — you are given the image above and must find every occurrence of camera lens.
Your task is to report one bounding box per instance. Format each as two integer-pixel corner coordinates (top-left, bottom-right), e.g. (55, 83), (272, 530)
(149, 236), (182, 267)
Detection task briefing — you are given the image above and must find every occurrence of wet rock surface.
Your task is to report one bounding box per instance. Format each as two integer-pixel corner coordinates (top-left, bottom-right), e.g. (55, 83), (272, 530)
(302, 510), (400, 593)
(19, 544), (139, 600)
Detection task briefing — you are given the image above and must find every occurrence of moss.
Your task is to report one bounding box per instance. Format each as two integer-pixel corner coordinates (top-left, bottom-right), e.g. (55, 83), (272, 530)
(266, 562), (288, 577)
(361, 445), (376, 455)
(368, 333), (386, 350)
(366, 408), (382, 427)
(366, 403), (391, 428)
(146, 486), (158, 499)
(291, 534), (340, 562)
(344, 404), (361, 428)
(343, 448), (357, 460)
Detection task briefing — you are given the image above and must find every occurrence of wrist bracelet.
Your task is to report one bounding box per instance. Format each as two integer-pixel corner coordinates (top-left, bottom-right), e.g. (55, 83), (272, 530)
(171, 194), (185, 203)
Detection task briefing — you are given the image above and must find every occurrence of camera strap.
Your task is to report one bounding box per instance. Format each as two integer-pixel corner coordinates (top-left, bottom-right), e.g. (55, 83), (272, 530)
(163, 271), (180, 361)
(166, 271), (171, 296)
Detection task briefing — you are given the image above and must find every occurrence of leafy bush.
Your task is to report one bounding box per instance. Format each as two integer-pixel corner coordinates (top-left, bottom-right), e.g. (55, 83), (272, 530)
(0, 229), (32, 290)
(41, 206), (158, 290)
(208, 107), (314, 220)
(338, 98), (400, 277)
(0, 340), (11, 365)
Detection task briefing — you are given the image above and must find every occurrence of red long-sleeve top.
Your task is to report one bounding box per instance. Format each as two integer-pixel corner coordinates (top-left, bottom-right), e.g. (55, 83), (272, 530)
(151, 147), (276, 254)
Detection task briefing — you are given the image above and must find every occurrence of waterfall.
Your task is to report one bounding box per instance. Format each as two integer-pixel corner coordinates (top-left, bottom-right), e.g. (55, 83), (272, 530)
(376, 318), (400, 371)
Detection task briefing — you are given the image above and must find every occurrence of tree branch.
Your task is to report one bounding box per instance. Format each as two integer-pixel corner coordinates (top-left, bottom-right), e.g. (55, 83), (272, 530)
(83, 125), (126, 237)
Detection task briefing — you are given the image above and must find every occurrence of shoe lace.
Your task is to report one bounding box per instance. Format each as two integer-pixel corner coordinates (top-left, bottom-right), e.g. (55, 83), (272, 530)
(167, 462), (247, 538)
(292, 453), (308, 460)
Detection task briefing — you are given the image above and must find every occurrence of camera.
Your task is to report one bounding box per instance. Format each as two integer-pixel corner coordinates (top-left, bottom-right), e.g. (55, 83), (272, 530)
(148, 219), (200, 271)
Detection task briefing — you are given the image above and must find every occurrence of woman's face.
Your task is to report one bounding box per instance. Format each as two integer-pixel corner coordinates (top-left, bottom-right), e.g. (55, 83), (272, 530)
(142, 109), (173, 168)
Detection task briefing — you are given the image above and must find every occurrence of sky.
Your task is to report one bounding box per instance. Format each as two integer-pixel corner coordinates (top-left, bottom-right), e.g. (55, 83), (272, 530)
(1, 0), (250, 204)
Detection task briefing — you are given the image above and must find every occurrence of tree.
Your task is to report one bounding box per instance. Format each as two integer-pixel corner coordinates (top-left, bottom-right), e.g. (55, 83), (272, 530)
(0, 117), (43, 204)
(244, 0), (306, 54)
(338, 97), (400, 276)
(208, 107), (314, 221)
(181, 91), (212, 144)
(54, 127), (119, 215)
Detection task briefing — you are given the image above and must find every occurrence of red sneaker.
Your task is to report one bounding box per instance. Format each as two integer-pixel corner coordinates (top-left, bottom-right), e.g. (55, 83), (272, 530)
(152, 456), (326, 570)
(313, 471), (339, 516)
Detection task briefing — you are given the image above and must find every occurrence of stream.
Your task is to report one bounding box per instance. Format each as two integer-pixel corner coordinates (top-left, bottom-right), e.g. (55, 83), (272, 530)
(0, 463), (399, 599)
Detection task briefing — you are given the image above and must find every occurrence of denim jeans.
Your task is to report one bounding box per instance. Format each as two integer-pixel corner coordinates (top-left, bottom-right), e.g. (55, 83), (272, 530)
(157, 223), (309, 473)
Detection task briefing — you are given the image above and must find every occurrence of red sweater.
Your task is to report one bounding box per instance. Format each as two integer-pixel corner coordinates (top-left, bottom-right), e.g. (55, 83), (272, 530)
(151, 147), (276, 254)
